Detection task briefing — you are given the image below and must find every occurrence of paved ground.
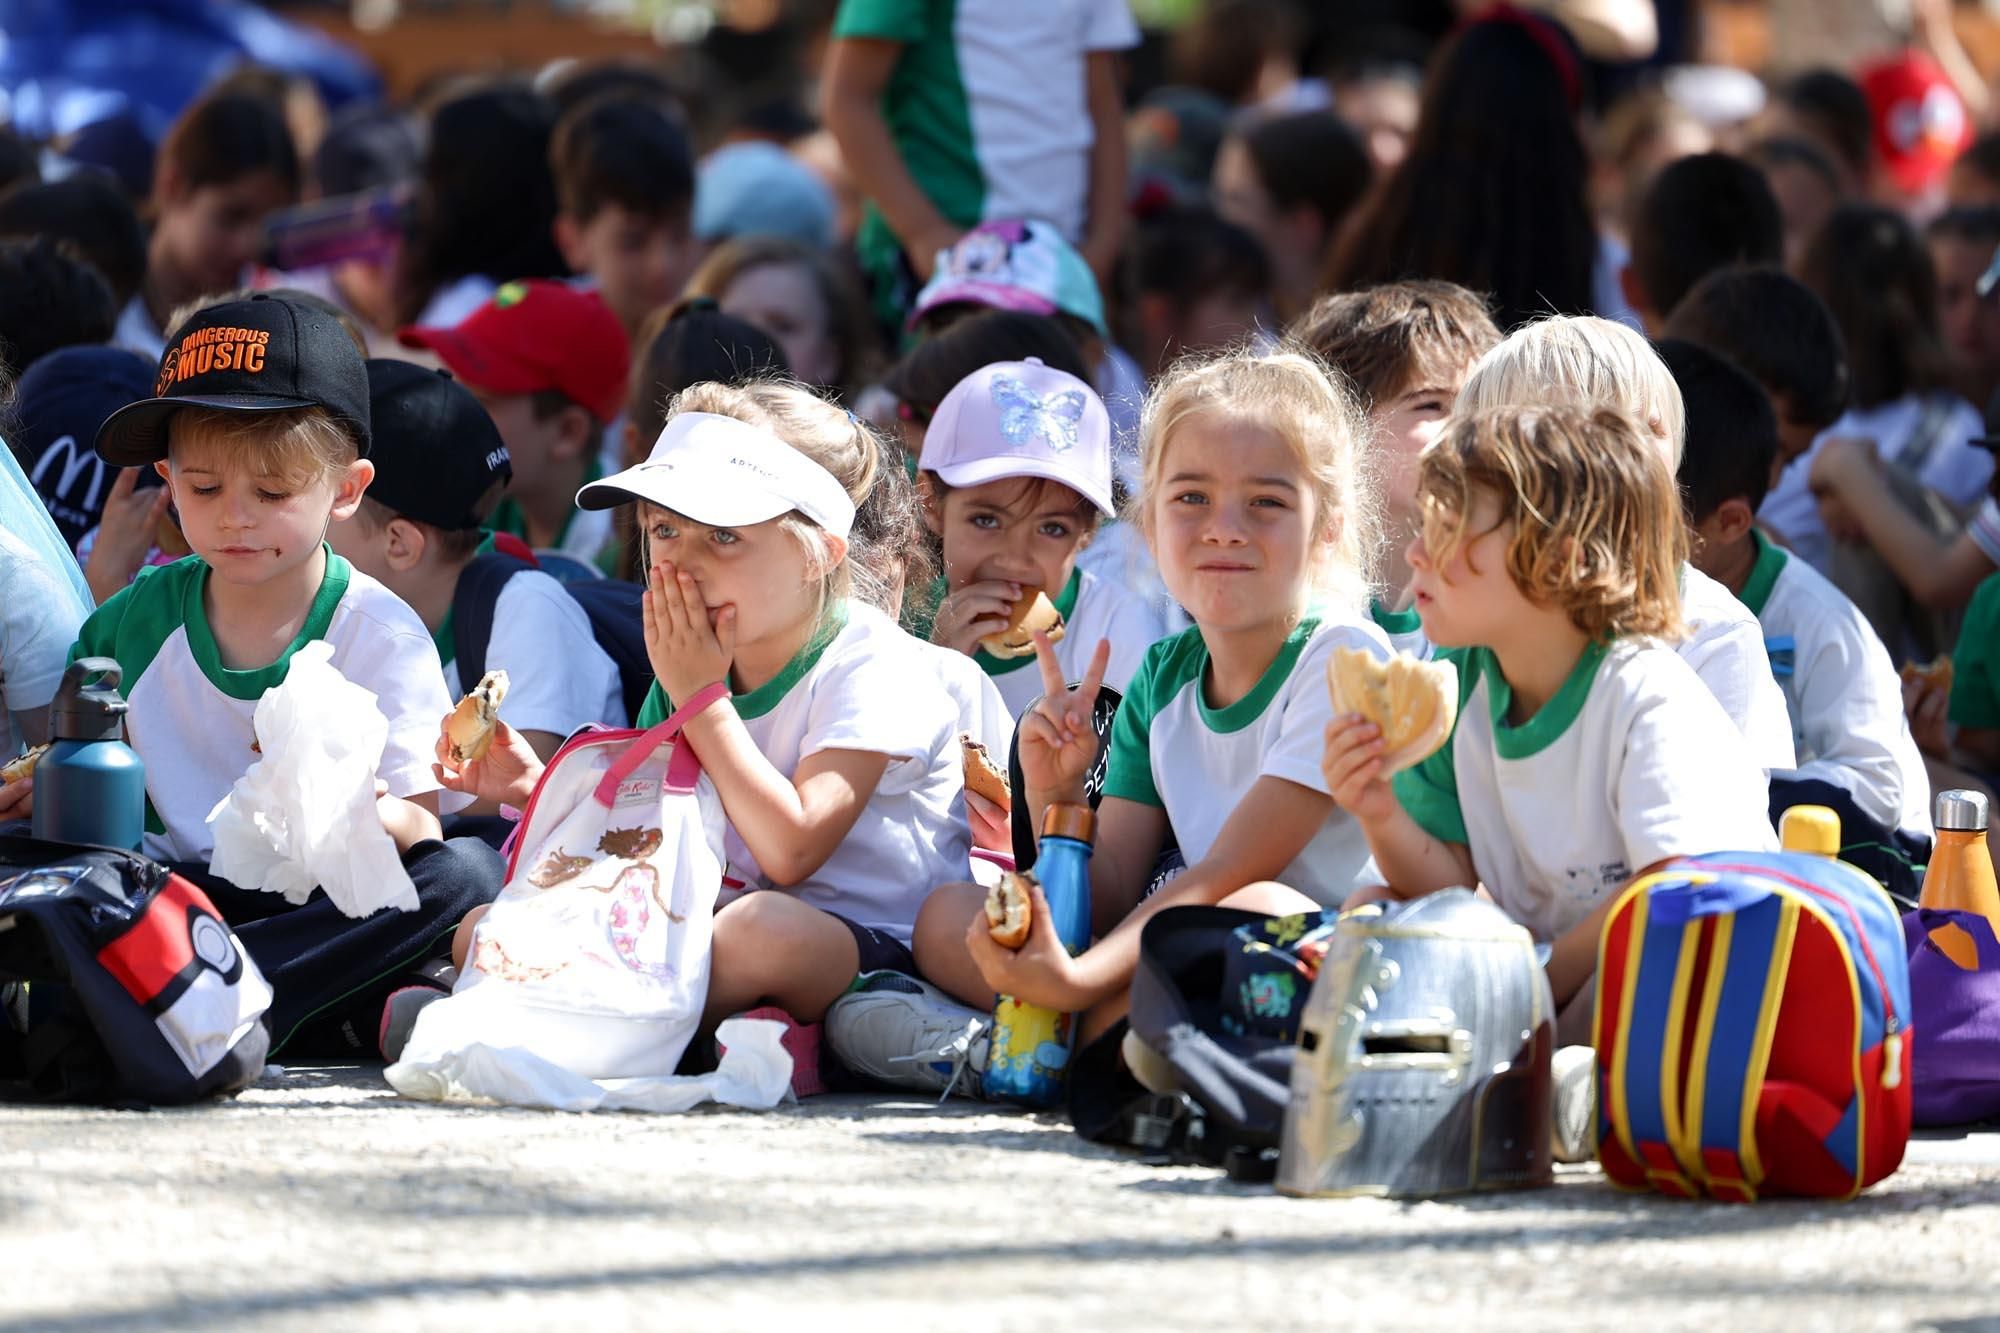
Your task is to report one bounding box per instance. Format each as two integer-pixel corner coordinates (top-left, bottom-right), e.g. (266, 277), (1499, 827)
(4, 1065), (1999, 1332)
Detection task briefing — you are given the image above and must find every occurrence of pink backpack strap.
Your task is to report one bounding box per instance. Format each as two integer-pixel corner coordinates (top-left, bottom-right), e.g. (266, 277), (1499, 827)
(591, 681), (731, 805)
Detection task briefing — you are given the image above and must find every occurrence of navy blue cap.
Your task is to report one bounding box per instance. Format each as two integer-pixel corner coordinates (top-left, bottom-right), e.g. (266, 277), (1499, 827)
(363, 359), (512, 530)
(14, 344), (157, 549)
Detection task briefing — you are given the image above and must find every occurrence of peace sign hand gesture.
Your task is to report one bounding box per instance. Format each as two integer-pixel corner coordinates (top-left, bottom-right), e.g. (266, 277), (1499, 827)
(1015, 632), (1110, 803)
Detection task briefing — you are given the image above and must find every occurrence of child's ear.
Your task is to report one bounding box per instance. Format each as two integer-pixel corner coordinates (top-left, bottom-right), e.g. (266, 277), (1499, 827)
(384, 517), (428, 572)
(1712, 497), (1757, 545)
(820, 532), (849, 575)
(551, 405), (595, 462)
(916, 472), (946, 536)
(329, 459), (374, 521)
(552, 214), (589, 272)
(153, 460), (175, 491)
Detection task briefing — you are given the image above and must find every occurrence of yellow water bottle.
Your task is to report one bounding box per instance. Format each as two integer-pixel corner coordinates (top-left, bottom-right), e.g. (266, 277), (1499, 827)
(1919, 790), (2000, 971)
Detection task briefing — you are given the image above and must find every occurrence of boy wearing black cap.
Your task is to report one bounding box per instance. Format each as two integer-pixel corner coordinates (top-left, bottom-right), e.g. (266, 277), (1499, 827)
(23, 293), (504, 1054)
(330, 359), (626, 768)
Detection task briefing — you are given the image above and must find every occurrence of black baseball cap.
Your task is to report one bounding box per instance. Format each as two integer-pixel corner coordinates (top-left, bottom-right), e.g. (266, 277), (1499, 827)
(95, 292), (372, 467)
(362, 359), (512, 530)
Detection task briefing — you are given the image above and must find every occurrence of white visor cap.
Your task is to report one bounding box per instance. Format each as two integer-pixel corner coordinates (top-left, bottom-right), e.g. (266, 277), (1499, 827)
(576, 411), (856, 539)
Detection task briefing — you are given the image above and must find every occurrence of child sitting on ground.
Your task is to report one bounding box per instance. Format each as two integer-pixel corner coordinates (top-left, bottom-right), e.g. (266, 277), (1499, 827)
(399, 280), (631, 572)
(1664, 338), (1933, 864)
(1288, 279), (1502, 658)
(329, 360), (626, 767)
(1321, 403), (1777, 1057)
(15, 295), (504, 1055)
(439, 382), (971, 1096)
(1456, 314), (1799, 774)
(826, 350), (1392, 1097)
(918, 358), (1166, 720)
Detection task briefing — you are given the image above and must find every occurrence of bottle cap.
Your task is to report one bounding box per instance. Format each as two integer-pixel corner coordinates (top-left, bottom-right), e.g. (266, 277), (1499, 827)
(1041, 801), (1096, 844)
(50, 657), (128, 744)
(1779, 805), (1841, 855)
(1936, 789), (1990, 833)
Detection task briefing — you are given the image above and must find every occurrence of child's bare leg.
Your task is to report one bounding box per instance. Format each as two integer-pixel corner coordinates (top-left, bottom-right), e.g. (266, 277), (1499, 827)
(450, 905), (489, 971)
(911, 881), (994, 1007)
(703, 892), (862, 1026)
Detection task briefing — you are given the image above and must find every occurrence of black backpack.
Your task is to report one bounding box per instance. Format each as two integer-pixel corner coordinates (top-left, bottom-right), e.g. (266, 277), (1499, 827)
(1069, 904), (1333, 1181)
(0, 837), (270, 1106)
(452, 552), (653, 724)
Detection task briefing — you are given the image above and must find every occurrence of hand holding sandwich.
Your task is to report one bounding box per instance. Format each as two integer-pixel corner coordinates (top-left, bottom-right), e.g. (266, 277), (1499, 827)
(931, 578), (1026, 655)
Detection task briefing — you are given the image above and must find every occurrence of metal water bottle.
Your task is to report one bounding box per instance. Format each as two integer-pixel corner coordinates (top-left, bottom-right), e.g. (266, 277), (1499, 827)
(986, 802), (1095, 1107)
(31, 658), (146, 850)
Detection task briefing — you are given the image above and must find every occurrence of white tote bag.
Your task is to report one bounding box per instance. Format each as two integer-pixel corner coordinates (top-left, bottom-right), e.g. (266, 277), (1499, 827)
(388, 685), (790, 1111)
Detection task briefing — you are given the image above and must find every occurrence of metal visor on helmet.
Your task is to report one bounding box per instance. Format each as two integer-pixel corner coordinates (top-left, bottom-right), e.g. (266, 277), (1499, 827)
(1277, 889), (1556, 1199)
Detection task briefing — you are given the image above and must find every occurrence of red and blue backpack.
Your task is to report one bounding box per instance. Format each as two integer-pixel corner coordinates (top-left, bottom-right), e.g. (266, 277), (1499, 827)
(1593, 850), (1913, 1201)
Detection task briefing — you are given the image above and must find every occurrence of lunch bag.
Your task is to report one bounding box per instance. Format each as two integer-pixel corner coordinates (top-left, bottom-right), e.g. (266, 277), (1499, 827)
(387, 686), (729, 1098)
(1594, 850), (1912, 1201)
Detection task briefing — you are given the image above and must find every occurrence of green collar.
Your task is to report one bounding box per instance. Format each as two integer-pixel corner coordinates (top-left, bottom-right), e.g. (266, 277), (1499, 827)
(1737, 531), (1788, 618)
(434, 531), (501, 666)
(1370, 596), (1423, 635)
(1197, 617), (1321, 734)
(490, 456), (603, 550)
(183, 546), (351, 700)
(971, 567), (1084, 677)
(1483, 638), (1610, 760)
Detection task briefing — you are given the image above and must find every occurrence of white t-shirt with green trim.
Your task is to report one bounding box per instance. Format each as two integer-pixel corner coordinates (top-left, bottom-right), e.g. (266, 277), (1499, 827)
(71, 552), (453, 865)
(441, 569), (626, 735)
(1737, 532), (1932, 839)
(1680, 563), (1797, 772)
(714, 602), (971, 944)
(1369, 597), (1432, 660)
(1103, 614), (1389, 905)
(985, 567), (1166, 720)
(1393, 639), (1777, 943)
(832, 0), (1140, 245)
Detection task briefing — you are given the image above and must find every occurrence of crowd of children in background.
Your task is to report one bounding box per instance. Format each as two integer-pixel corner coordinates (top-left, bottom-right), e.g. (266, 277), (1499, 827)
(1, 1), (1999, 1116)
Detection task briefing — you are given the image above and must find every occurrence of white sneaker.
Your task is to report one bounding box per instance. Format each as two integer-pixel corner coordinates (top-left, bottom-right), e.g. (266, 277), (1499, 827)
(1550, 1044), (1598, 1165)
(824, 971), (991, 1102)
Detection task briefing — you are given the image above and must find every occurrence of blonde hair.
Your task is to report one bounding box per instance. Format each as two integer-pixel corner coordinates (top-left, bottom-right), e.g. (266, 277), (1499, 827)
(647, 379), (885, 619)
(1417, 404), (1687, 642)
(1455, 315), (1687, 468)
(1134, 346), (1378, 614)
(167, 406), (360, 489)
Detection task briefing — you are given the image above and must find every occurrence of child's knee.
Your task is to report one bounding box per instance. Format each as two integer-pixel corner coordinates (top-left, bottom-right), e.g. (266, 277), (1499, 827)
(450, 905), (489, 971)
(1221, 880), (1322, 916)
(913, 882), (984, 956)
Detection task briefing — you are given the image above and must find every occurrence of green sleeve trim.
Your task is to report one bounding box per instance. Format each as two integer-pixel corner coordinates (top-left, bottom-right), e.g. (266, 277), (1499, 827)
(180, 548), (351, 701)
(1390, 647), (1476, 844)
(1737, 532), (1789, 617)
(832, 0), (930, 41)
(70, 557), (201, 700)
(1101, 629), (1198, 807)
(1951, 576), (2000, 728)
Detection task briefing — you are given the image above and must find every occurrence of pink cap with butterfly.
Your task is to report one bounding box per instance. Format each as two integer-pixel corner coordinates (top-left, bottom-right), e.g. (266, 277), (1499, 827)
(918, 358), (1115, 516)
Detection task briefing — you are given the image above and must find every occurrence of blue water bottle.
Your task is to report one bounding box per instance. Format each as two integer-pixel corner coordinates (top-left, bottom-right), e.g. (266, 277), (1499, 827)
(32, 658), (146, 851)
(986, 802), (1096, 1107)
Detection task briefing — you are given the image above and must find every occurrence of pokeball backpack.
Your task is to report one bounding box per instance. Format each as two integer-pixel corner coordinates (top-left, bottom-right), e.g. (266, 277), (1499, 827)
(0, 836), (272, 1105)
(1593, 850), (1913, 1201)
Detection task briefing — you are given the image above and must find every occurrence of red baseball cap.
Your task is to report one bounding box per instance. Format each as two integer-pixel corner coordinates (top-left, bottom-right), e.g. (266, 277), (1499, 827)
(398, 279), (630, 422)
(1860, 50), (1971, 198)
